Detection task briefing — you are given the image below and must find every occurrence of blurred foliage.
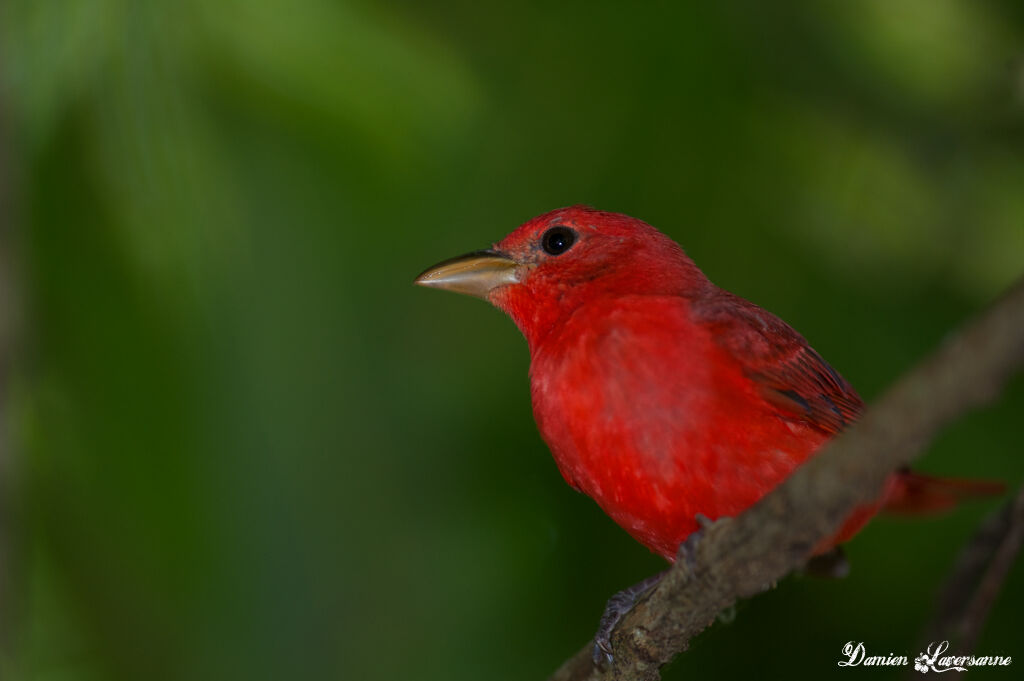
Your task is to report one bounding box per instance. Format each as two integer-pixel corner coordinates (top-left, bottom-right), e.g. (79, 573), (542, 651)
(2, 1), (1023, 680)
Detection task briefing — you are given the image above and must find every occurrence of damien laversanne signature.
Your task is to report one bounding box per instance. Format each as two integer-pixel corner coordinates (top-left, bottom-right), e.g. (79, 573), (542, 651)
(839, 641), (1012, 672)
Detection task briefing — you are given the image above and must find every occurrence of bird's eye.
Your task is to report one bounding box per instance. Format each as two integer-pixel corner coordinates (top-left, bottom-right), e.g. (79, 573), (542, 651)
(541, 226), (577, 256)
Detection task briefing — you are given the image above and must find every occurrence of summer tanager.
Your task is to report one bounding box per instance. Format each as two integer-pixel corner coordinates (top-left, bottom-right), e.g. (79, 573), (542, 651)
(416, 206), (1000, 564)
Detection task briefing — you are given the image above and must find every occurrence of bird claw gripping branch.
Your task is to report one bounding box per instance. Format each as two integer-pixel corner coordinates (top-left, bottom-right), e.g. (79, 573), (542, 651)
(592, 570), (667, 666)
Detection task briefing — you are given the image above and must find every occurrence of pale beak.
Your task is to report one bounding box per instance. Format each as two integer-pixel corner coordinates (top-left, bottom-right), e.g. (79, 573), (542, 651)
(414, 250), (520, 300)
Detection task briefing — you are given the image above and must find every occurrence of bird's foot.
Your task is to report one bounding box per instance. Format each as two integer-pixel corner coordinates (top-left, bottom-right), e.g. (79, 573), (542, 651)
(592, 515), (728, 665)
(592, 570), (667, 666)
(694, 513), (716, 529)
(676, 513), (720, 569)
(802, 545), (850, 579)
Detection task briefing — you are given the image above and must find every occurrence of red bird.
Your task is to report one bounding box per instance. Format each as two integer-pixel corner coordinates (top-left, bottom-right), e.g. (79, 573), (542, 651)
(416, 206), (1000, 647)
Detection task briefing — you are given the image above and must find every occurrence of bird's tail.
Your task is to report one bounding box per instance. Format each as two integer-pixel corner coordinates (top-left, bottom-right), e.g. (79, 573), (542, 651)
(881, 470), (1005, 514)
(814, 470), (1004, 555)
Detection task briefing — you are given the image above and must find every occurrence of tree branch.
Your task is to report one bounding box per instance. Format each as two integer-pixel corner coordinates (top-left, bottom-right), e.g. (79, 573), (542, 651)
(549, 275), (1024, 681)
(922, 484), (1024, 654)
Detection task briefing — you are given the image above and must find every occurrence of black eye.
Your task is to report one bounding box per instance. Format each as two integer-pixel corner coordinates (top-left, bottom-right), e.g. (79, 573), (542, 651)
(541, 226), (577, 256)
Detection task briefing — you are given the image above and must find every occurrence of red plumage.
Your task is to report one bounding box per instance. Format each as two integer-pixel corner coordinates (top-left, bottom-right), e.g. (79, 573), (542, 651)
(419, 205), (1002, 561)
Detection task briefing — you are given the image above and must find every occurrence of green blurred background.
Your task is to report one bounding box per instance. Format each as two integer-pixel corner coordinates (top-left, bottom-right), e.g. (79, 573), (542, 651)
(3, 1), (1024, 680)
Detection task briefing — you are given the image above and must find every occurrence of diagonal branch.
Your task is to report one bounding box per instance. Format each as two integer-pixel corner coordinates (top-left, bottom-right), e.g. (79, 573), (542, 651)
(922, 484), (1024, 654)
(549, 274), (1024, 681)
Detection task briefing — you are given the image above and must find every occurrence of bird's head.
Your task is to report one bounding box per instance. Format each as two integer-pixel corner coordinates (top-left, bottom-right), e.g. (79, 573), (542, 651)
(415, 206), (709, 348)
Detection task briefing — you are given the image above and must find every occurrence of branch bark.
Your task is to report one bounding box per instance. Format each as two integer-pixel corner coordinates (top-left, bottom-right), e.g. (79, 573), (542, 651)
(549, 275), (1024, 681)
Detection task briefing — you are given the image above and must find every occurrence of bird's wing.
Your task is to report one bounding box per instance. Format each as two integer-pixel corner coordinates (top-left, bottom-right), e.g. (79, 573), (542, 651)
(694, 291), (863, 435)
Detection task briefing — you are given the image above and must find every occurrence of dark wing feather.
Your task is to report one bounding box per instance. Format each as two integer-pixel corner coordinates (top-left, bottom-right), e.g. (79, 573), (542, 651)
(747, 345), (863, 434)
(695, 290), (863, 435)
